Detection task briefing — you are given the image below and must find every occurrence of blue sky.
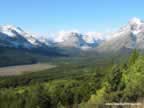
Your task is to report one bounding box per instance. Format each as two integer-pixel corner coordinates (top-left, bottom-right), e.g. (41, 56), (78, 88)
(0, 0), (144, 35)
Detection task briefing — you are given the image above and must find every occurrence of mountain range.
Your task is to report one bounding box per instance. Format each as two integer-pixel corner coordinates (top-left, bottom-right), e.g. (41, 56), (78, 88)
(0, 25), (105, 50)
(1, 17), (144, 55)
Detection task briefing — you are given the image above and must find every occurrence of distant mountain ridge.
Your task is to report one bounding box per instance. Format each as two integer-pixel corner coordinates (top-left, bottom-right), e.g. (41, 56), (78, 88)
(1, 17), (144, 54)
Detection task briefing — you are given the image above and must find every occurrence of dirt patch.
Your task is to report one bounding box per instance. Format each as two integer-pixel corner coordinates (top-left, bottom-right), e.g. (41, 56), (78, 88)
(0, 63), (56, 76)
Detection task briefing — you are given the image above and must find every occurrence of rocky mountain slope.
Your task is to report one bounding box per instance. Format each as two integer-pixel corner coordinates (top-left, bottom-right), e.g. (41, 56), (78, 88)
(96, 17), (144, 52)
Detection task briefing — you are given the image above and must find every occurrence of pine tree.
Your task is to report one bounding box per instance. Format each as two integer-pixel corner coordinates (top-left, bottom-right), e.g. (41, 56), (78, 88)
(108, 65), (123, 92)
(128, 49), (139, 66)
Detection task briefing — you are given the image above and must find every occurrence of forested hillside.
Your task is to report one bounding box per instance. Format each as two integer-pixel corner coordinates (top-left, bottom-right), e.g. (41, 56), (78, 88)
(0, 47), (66, 67)
(0, 51), (143, 108)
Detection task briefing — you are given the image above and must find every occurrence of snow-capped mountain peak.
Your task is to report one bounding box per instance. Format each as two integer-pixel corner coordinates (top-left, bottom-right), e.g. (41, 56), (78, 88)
(83, 32), (104, 44)
(53, 31), (83, 48)
(129, 17), (142, 26)
(52, 31), (104, 49)
(0, 25), (24, 37)
(54, 31), (81, 43)
(96, 17), (144, 52)
(0, 25), (52, 49)
(128, 17), (144, 35)
(2, 24), (23, 33)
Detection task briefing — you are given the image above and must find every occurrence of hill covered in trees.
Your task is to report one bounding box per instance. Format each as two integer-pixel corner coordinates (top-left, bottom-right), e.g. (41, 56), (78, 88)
(0, 51), (143, 108)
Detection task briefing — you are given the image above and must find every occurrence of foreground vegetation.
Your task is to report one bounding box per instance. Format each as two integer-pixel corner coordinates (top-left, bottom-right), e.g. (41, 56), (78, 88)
(0, 50), (143, 108)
